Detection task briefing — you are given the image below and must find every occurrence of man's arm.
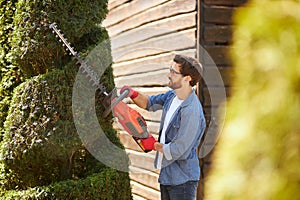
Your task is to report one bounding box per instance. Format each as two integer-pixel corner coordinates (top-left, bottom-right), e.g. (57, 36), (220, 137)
(132, 92), (148, 109)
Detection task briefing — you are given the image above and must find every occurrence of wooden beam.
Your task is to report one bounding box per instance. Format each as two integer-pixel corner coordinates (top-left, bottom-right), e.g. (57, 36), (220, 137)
(115, 69), (169, 88)
(203, 46), (232, 65)
(104, 0), (169, 27)
(204, 6), (236, 25)
(203, 25), (233, 43)
(112, 29), (196, 63)
(107, 0), (129, 11)
(113, 50), (196, 77)
(203, 66), (232, 87)
(111, 12), (196, 50)
(131, 181), (160, 200)
(204, 0), (248, 6)
(129, 166), (160, 190)
(126, 149), (157, 172)
(106, 0), (196, 37)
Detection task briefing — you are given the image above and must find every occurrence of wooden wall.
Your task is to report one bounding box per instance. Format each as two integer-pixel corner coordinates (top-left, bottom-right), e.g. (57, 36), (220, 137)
(103, 0), (248, 199)
(197, 0), (248, 199)
(103, 0), (198, 199)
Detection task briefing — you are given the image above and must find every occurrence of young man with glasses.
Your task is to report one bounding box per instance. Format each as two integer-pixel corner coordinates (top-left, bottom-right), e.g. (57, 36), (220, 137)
(121, 54), (206, 200)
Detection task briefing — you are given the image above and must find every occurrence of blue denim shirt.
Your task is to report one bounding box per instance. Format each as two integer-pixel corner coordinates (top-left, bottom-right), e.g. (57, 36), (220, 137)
(147, 89), (206, 185)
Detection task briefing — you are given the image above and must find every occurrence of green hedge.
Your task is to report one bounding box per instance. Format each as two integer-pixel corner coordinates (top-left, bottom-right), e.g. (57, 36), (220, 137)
(9, 0), (109, 77)
(206, 1), (300, 199)
(1, 61), (114, 189)
(0, 0), (24, 137)
(1, 0), (132, 198)
(1, 168), (132, 200)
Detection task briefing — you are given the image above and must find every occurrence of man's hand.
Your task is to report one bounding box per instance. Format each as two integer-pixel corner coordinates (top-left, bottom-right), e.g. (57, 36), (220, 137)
(120, 85), (138, 99)
(154, 142), (164, 153)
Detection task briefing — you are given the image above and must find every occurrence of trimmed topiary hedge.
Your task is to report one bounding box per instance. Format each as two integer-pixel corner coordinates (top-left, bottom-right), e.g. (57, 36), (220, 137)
(10, 0), (109, 77)
(0, 0), (132, 198)
(0, 168), (132, 200)
(0, 0), (24, 139)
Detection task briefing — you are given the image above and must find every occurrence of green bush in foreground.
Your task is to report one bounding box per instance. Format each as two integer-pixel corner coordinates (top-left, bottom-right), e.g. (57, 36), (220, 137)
(206, 1), (300, 200)
(1, 168), (131, 200)
(0, 0), (132, 198)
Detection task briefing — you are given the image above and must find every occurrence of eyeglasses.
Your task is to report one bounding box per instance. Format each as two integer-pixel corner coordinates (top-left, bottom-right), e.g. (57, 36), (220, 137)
(169, 66), (182, 75)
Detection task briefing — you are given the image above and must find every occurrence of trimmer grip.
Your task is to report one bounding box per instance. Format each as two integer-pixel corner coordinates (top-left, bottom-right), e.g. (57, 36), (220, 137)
(133, 134), (157, 153)
(102, 89), (129, 117)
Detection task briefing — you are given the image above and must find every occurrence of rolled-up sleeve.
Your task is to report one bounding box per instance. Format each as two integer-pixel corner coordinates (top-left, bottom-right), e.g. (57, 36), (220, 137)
(163, 143), (172, 160)
(146, 90), (174, 112)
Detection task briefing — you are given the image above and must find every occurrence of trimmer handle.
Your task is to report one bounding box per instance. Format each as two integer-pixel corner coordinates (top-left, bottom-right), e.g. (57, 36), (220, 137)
(102, 88), (129, 118)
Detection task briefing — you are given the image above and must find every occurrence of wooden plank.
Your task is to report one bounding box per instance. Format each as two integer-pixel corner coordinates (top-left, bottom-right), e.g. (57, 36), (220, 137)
(202, 86), (229, 106)
(104, 0), (168, 27)
(203, 46), (231, 65)
(146, 121), (160, 134)
(129, 166), (160, 190)
(204, 0), (248, 6)
(126, 149), (157, 172)
(119, 130), (159, 151)
(204, 6), (236, 25)
(112, 29), (196, 62)
(203, 66), (232, 87)
(132, 194), (148, 200)
(115, 69), (169, 87)
(131, 181), (160, 200)
(106, 0), (196, 37)
(113, 50), (196, 77)
(119, 131), (144, 152)
(107, 0), (129, 11)
(203, 25), (233, 43)
(111, 12), (196, 50)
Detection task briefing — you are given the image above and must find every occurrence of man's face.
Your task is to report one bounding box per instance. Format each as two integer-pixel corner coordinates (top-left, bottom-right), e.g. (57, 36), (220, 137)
(167, 63), (183, 89)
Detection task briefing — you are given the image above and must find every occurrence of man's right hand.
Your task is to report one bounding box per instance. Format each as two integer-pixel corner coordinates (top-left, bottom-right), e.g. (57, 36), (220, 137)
(120, 85), (139, 99)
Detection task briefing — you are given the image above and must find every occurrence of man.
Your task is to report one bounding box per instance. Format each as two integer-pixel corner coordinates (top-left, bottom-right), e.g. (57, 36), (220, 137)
(121, 54), (206, 200)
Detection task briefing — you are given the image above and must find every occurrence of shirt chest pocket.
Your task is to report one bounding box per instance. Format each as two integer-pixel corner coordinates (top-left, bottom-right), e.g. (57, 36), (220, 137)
(165, 116), (181, 143)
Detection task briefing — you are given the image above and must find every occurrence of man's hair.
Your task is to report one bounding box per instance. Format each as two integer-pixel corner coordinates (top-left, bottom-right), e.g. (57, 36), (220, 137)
(173, 54), (203, 86)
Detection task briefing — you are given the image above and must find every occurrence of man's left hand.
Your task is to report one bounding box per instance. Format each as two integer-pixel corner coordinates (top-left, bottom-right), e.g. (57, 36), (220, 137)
(154, 142), (163, 153)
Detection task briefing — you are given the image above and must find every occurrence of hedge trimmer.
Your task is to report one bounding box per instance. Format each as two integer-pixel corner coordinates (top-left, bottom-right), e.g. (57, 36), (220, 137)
(49, 22), (156, 152)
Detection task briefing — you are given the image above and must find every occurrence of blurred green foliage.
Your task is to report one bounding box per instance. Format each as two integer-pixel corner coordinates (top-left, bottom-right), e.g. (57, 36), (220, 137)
(206, 1), (300, 199)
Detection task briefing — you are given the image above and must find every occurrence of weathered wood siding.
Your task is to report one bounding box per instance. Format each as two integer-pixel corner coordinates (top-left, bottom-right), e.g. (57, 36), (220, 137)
(103, 0), (249, 199)
(197, 0), (248, 199)
(103, 0), (198, 199)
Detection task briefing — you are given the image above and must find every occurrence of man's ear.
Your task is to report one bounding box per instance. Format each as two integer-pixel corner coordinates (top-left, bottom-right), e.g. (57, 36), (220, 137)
(184, 75), (192, 83)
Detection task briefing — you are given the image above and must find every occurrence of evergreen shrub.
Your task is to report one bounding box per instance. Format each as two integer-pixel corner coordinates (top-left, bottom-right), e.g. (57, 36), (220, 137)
(10, 0), (108, 77)
(0, 0), (132, 198)
(1, 168), (132, 200)
(0, 0), (24, 137)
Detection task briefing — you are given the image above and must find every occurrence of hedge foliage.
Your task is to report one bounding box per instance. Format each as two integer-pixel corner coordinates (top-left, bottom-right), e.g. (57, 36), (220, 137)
(206, 1), (300, 199)
(0, 0), (24, 137)
(0, 0), (132, 198)
(2, 63), (96, 188)
(1, 168), (132, 200)
(10, 0), (108, 77)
